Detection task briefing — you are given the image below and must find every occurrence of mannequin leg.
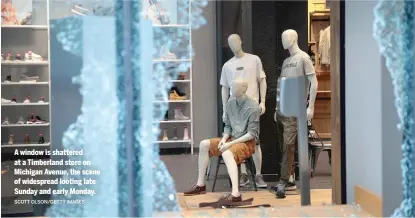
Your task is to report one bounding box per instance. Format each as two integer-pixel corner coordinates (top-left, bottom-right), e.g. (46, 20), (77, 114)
(253, 144), (262, 175)
(222, 149), (240, 197)
(196, 140), (211, 186)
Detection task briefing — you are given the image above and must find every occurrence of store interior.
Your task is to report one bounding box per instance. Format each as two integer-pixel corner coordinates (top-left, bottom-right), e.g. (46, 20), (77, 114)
(0, 0), (354, 216)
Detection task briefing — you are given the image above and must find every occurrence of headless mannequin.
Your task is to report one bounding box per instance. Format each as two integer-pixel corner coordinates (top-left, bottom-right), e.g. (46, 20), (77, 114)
(279, 29), (318, 119)
(274, 30), (318, 194)
(221, 34), (267, 180)
(197, 79), (255, 197)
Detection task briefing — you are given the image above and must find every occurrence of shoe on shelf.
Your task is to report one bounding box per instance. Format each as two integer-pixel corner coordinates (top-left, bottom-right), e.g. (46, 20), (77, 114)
(171, 86), (186, 96)
(183, 125), (190, 140)
(27, 112), (36, 124)
(38, 96), (46, 103)
(255, 174), (267, 188)
(34, 116), (47, 124)
(4, 75), (12, 83)
(239, 173), (250, 187)
(17, 116), (25, 124)
(174, 106), (189, 120)
(38, 133), (45, 144)
(172, 126), (178, 140)
(285, 182), (297, 191)
(164, 111), (168, 121)
(169, 90), (186, 100)
(15, 54), (22, 61)
(8, 134), (14, 145)
(20, 12), (32, 25)
(23, 96), (31, 104)
(24, 133), (30, 144)
(2, 117), (10, 125)
(25, 51), (43, 61)
(6, 53), (12, 61)
(178, 72), (187, 80)
(20, 74), (39, 83)
(2, 98), (11, 104)
(162, 129), (168, 141)
(11, 97), (17, 103)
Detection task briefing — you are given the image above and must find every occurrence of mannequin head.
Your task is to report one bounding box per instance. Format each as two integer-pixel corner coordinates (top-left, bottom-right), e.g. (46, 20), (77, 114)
(281, 29), (298, 50)
(228, 34), (243, 54)
(232, 78), (248, 97)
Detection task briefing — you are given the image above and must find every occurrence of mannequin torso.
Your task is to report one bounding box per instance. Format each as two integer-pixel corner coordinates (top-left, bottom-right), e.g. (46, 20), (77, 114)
(221, 53), (265, 104)
(221, 34), (267, 121)
(277, 29), (318, 120)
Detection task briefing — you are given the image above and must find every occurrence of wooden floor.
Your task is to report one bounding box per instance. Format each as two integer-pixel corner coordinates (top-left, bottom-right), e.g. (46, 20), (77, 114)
(154, 189), (372, 217)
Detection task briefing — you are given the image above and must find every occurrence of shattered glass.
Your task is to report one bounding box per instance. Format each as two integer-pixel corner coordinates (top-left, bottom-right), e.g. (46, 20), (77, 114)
(373, 0), (415, 216)
(45, 0), (207, 216)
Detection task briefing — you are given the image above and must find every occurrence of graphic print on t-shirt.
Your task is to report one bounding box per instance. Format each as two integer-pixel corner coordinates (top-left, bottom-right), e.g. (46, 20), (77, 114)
(220, 54), (266, 104)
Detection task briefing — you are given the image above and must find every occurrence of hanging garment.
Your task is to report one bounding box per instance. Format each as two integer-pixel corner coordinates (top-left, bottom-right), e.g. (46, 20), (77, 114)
(320, 26), (331, 65)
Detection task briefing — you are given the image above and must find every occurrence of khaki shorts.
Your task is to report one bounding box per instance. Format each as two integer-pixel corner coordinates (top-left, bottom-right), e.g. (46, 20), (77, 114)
(208, 138), (256, 165)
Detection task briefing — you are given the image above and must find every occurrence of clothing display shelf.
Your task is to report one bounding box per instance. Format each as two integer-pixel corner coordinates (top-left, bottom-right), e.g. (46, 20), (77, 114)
(152, 0), (194, 153)
(1, 0), (51, 149)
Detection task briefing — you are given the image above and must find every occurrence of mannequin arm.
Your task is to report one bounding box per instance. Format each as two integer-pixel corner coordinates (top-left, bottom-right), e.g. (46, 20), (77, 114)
(221, 86), (230, 121)
(307, 74), (318, 120)
(259, 78), (267, 114)
(219, 133), (254, 152)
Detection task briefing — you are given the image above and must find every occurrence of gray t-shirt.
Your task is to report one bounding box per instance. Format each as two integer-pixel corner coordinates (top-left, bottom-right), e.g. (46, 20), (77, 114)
(223, 96), (260, 141)
(276, 50), (315, 110)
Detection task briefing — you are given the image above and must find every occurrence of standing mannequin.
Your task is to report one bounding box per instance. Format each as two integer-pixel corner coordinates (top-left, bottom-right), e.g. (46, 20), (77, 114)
(184, 79), (260, 204)
(220, 34), (267, 188)
(272, 29), (318, 198)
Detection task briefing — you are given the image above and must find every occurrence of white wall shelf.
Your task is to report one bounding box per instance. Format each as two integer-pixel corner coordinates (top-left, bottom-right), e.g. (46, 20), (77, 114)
(171, 80), (190, 83)
(151, 1), (194, 153)
(2, 82), (49, 86)
(1, 0), (51, 150)
(2, 103), (49, 106)
(2, 142), (51, 148)
(153, 120), (191, 124)
(155, 139), (192, 144)
(1, 25), (48, 29)
(154, 100), (191, 103)
(1, 61), (49, 65)
(2, 123), (50, 127)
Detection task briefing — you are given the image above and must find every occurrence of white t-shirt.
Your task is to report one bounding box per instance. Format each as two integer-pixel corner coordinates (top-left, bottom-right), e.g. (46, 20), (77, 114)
(220, 53), (266, 104)
(276, 50), (315, 109)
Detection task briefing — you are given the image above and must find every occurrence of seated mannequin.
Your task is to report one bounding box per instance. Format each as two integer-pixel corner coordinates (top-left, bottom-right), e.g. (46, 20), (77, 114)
(184, 78), (260, 203)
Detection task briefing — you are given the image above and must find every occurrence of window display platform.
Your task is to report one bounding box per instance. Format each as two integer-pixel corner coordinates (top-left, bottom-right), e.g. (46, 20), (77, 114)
(154, 190), (371, 217)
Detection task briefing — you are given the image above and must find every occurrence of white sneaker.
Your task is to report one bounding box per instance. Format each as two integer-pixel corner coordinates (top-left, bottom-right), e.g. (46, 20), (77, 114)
(38, 96), (46, 103)
(1, 98), (11, 104)
(174, 106), (189, 120)
(25, 51), (43, 61)
(8, 134), (14, 145)
(17, 116), (25, 124)
(183, 125), (190, 140)
(23, 96), (31, 104)
(2, 117), (10, 125)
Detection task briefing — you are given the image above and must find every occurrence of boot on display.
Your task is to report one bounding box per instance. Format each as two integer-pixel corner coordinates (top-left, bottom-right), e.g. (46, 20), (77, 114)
(174, 106), (189, 120)
(24, 133), (30, 144)
(23, 96), (31, 104)
(38, 133), (45, 144)
(173, 126), (178, 140)
(8, 134), (14, 145)
(183, 125), (189, 140)
(162, 129), (168, 141)
(4, 75), (11, 83)
(2, 117), (10, 125)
